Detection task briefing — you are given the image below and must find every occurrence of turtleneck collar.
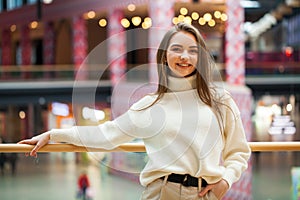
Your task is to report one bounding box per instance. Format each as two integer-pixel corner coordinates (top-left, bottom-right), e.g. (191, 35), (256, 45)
(167, 75), (196, 92)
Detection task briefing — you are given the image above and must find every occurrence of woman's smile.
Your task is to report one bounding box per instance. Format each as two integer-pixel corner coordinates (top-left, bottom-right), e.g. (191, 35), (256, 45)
(176, 63), (192, 68)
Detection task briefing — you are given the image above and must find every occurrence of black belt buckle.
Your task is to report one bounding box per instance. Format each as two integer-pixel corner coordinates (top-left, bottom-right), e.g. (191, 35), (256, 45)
(182, 174), (197, 187)
(182, 175), (190, 186)
(162, 173), (206, 187)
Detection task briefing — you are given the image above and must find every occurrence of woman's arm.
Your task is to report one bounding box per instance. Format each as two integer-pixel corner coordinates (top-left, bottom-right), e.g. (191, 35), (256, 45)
(221, 98), (251, 188)
(18, 114), (136, 157)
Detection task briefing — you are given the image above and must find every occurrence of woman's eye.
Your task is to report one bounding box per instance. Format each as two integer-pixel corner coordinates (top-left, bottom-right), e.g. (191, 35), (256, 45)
(171, 47), (182, 52)
(189, 49), (198, 54)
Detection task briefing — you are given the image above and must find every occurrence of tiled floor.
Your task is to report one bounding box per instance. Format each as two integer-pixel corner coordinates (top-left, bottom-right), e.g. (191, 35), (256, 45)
(0, 151), (299, 200)
(0, 152), (144, 200)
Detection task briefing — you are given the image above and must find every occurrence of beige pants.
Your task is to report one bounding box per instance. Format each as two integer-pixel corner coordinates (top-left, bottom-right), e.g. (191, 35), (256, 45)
(141, 176), (218, 200)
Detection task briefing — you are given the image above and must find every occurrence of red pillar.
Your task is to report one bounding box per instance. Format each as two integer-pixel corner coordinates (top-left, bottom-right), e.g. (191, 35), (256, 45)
(223, 0), (252, 199)
(225, 0), (245, 85)
(107, 8), (126, 86)
(148, 0), (175, 83)
(43, 21), (55, 78)
(72, 16), (88, 80)
(20, 24), (32, 79)
(1, 29), (12, 79)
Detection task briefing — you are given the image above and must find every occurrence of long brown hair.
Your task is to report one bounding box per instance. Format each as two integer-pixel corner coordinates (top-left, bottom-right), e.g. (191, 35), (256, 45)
(149, 22), (227, 132)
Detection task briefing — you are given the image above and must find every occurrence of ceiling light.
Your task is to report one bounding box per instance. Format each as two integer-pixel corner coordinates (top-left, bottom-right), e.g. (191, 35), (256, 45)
(121, 18), (130, 28)
(203, 13), (212, 22)
(198, 17), (206, 25)
(180, 7), (188, 15)
(19, 111), (26, 119)
(87, 11), (96, 19)
(10, 25), (16, 32)
(220, 13), (228, 21)
(240, 0), (260, 8)
(191, 12), (199, 20)
(172, 17), (179, 24)
(178, 15), (185, 22)
(184, 16), (192, 24)
(43, 0), (53, 4)
(143, 17), (152, 27)
(208, 19), (216, 27)
(142, 22), (151, 29)
(30, 21), (38, 29)
(214, 11), (222, 19)
(98, 19), (107, 27)
(132, 16), (142, 26)
(127, 4), (136, 11)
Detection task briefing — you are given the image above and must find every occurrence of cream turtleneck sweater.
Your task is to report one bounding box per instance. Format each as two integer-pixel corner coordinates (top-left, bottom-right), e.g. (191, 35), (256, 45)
(50, 75), (251, 187)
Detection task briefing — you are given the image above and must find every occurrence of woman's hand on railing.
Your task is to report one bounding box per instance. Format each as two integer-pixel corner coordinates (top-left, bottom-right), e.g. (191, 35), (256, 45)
(18, 132), (51, 157)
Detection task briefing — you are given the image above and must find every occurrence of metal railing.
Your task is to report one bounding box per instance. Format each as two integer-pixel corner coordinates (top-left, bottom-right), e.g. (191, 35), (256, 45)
(1, 142), (300, 153)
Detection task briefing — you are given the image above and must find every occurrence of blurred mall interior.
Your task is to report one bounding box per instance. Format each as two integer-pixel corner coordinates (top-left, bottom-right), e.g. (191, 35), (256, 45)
(0, 0), (299, 199)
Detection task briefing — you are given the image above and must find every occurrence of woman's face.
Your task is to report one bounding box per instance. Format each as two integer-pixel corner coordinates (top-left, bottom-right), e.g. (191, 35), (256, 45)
(166, 31), (198, 77)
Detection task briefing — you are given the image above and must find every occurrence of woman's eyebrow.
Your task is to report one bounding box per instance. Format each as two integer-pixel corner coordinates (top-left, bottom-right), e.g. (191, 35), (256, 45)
(169, 44), (198, 48)
(169, 44), (182, 48)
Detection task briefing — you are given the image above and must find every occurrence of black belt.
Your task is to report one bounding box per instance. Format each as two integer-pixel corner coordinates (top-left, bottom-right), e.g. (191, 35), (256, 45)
(160, 173), (207, 187)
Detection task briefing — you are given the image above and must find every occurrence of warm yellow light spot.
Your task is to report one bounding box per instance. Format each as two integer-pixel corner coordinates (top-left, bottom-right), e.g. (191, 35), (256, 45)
(178, 15), (185, 22)
(127, 4), (136, 11)
(208, 19), (216, 27)
(30, 21), (38, 29)
(203, 13), (212, 21)
(184, 16), (192, 24)
(191, 12), (199, 20)
(143, 17), (152, 28)
(144, 17), (152, 24)
(172, 17), (179, 24)
(214, 11), (222, 19)
(10, 24), (16, 32)
(198, 17), (206, 25)
(19, 111), (26, 119)
(142, 22), (150, 29)
(180, 7), (188, 15)
(121, 18), (130, 28)
(132, 16), (142, 26)
(221, 13), (228, 21)
(98, 19), (107, 27)
(87, 11), (96, 19)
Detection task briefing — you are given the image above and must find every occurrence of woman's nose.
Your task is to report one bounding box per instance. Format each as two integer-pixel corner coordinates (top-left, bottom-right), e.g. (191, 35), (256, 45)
(180, 51), (189, 60)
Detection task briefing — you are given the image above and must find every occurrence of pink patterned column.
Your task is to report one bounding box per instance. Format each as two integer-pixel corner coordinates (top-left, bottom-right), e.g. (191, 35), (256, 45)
(148, 0), (175, 83)
(20, 25), (32, 79)
(72, 16), (88, 80)
(1, 29), (12, 79)
(107, 9), (126, 86)
(224, 1), (252, 199)
(43, 21), (55, 78)
(223, 86), (253, 200)
(225, 0), (245, 85)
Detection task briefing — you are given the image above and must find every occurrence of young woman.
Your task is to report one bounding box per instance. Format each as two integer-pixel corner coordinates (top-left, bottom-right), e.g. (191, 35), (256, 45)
(19, 22), (251, 200)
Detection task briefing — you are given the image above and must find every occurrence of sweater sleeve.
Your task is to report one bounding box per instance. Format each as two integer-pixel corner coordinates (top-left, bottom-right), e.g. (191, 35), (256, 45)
(221, 97), (251, 188)
(49, 95), (155, 149)
(49, 114), (136, 150)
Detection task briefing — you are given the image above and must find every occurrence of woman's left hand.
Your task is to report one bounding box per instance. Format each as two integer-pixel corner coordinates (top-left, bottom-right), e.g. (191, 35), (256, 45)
(18, 131), (51, 157)
(198, 179), (229, 199)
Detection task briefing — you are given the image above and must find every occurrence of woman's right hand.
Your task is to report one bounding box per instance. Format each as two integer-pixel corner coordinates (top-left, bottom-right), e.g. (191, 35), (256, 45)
(18, 131), (51, 157)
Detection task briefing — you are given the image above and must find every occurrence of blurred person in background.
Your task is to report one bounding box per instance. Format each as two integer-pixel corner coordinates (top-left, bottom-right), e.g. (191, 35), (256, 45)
(77, 170), (90, 200)
(19, 22), (251, 200)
